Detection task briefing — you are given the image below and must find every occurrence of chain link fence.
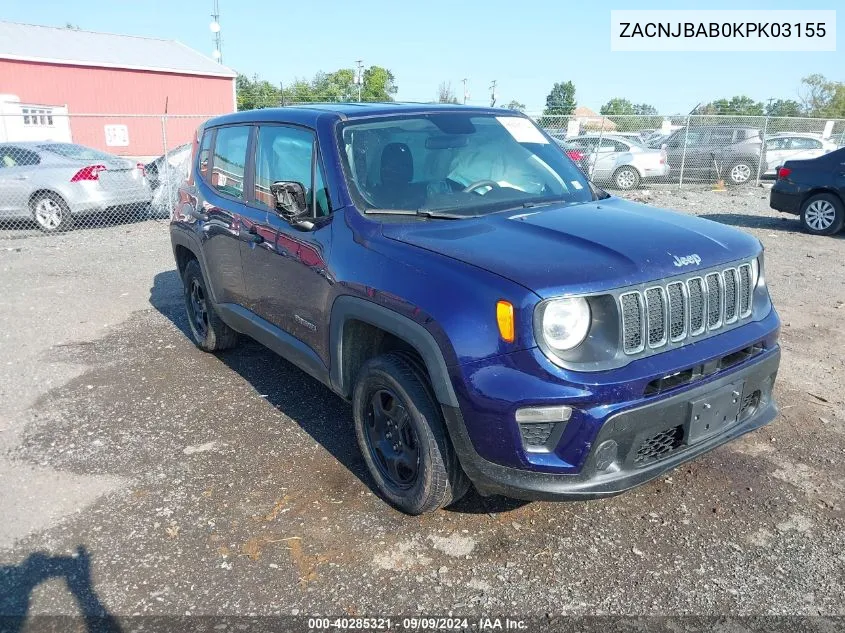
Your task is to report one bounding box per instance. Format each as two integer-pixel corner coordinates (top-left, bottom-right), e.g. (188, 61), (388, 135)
(532, 112), (845, 190)
(0, 113), (209, 235)
(1, 109), (843, 236)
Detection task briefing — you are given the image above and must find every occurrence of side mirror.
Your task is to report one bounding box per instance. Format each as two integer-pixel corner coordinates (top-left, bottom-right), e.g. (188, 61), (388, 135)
(269, 181), (308, 219)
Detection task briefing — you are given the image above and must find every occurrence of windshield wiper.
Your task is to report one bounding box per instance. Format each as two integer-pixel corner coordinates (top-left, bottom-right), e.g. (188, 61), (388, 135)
(364, 208), (467, 220)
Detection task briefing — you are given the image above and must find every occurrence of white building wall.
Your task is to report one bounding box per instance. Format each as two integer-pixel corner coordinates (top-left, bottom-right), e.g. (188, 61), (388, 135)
(0, 94), (72, 143)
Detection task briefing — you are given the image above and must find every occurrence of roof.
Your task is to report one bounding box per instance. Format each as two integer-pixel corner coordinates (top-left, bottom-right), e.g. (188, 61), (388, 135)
(207, 102), (522, 128)
(0, 21), (236, 78)
(573, 106), (601, 118)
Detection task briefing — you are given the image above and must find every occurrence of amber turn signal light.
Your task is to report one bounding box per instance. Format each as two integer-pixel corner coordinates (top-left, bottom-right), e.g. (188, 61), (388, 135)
(496, 300), (515, 343)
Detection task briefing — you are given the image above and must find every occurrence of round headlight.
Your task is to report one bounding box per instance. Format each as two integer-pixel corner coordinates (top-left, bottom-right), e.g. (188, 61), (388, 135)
(541, 297), (591, 351)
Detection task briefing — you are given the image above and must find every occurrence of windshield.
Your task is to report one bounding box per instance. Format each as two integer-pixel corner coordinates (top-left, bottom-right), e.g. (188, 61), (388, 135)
(336, 113), (594, 216)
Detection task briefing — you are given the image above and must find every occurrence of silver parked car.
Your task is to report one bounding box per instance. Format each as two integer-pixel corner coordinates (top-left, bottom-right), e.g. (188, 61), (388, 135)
(0, 142), (151, 232)
(564, 134), (669, 189)
(762, 134), (840, 177)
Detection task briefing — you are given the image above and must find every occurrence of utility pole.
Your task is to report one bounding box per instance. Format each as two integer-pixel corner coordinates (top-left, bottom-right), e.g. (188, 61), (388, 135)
(489, 80), (497, 107)
(210, 0), (222, 63)
(355, 60), (364, 102)
(462, 78), (469, 105)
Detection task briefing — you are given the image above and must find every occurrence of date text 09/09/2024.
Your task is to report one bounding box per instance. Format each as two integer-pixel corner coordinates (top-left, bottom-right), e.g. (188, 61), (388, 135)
(307, 617), (526, 630)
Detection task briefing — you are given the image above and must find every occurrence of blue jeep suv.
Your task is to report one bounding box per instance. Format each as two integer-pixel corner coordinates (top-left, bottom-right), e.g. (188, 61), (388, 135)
(170, 104), (781, 514)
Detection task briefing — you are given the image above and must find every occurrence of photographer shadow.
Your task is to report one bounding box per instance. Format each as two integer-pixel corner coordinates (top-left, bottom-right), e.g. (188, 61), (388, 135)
(0, 546), (121, 633)
(149, 269), (530, 515)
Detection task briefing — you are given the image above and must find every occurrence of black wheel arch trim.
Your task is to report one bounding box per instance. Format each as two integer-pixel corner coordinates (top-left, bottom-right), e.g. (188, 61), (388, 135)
(329, 295), (459, 408)
(170, 228), (221, 305)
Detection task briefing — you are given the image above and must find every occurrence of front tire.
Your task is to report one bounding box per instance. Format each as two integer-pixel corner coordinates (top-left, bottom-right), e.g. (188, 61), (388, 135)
(182, 259), (239, 351)
(352, 353), (468, 515)
(31, 192), (73, 232)
(800, 193), (844, 236)
(612, 166), (640, 190)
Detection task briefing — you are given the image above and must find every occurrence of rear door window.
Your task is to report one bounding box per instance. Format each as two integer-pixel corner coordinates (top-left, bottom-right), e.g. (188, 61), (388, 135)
(709, 129), (735, 145)
(210, 126), (250, 199)
(790, 137), (822, 150)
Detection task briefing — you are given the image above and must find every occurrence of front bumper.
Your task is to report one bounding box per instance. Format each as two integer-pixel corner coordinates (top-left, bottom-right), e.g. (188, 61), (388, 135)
(444, 346), (780, 501)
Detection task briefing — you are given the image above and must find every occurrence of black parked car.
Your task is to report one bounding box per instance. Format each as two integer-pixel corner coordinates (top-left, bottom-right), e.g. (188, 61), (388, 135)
(769, 147), (845, 236)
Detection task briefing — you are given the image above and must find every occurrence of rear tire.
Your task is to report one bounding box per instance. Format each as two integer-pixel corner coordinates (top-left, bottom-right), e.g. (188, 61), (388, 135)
(800, 193), (844, 236)
(726, 161), (754, 186)
(612, 166), (641, 190)
(182, 259), (239, 351)
(352, 352), (469, 514)
(31, 192), (73, 232)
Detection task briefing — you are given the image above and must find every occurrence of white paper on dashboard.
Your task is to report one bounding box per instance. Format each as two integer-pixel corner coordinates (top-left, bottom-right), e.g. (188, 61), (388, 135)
(495, 117), (549, 144)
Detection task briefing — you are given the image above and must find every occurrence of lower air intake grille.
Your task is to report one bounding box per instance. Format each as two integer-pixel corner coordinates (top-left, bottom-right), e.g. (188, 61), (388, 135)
(518, 422), (556, 450)
(634, 425), (684, 465)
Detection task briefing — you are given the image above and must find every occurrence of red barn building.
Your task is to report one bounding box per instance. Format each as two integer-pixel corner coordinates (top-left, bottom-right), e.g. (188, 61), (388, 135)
(0, 21), (237, 157)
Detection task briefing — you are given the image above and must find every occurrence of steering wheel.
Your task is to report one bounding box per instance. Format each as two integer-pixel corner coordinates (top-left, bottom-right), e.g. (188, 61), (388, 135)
(462, 180), (500, 194)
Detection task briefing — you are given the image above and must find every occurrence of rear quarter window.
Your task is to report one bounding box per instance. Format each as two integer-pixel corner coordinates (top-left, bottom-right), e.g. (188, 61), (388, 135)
(197, 131), (213, 181)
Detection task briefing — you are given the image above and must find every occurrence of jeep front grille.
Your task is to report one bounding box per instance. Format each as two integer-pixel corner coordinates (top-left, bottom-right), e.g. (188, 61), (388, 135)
(620, 264), (754, 355)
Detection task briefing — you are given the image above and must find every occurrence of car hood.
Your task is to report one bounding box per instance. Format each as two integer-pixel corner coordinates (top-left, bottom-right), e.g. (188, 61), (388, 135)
(380, 197), (760, 298)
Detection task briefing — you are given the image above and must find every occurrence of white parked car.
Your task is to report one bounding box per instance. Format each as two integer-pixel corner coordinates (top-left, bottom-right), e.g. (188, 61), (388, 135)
(564, 134), (669, 189)
(763, 134), (839, 177)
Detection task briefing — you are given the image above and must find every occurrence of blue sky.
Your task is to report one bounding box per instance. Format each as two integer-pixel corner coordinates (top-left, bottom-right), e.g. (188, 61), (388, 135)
(3, 0), (841, 113)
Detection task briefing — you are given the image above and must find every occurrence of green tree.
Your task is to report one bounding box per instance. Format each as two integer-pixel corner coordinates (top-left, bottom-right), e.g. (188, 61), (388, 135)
(280, 65), (397, 104)
(600, 98), (660, 131)
(361, 66), (398, 102)
(505, 100), (526, 112)
(539, 81), (576, 129)
(236, 74), (281, 110)
(600, 98), (635, 115)
(800, 74), (845, 117)
(311, 69), (358, 101)
(542, 81), (576, 116)
(765, 99), (803, 118)
(697, 95), (765, 116)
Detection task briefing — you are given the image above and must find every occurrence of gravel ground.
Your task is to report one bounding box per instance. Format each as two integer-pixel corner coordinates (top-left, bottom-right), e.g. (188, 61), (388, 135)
(0, 188), (843, 619)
